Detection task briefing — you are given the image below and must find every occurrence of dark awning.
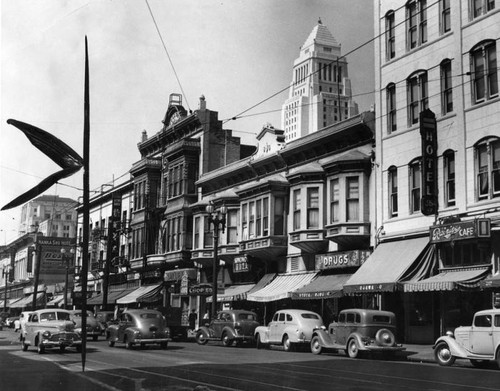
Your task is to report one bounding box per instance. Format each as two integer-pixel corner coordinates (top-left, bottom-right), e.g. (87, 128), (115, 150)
(291, 273), (353, 300)
(403, 268), (490, 292)
(206, 283), (255, 303)
(343, 237), (429, 294)
(87, 287), (138, 305)
(164, 268), (197, 281)
(10, 292), (45, 308)
(116, 284), (163, 305)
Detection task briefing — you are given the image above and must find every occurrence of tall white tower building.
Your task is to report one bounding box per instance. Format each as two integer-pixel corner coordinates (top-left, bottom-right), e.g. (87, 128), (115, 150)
(281, 19), (359, 142)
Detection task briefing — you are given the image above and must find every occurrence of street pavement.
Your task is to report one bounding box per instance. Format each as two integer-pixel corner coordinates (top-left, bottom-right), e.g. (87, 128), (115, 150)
(0, 326), (436, 362)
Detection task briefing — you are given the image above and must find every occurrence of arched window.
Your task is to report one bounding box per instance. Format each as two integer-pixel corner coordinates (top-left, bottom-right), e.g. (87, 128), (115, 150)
(440, 59), (453, 114)
(388, 166), (398, 217)
(475, 137), (500, 200)
(443, 150), (455, 207)
(385, 10), (395, 60)
(470, 40), (498, 104)
(407, 70), (428, 125)
(409, 159), (422, 213)
(386, 83), (397, 133)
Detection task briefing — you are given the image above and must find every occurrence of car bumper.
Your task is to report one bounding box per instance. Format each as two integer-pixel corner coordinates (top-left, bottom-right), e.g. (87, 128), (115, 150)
(41, 339), (82, 348)
(364, 345), (406, 352)
(132, 337), (172, 344)
(233, 335), (255, 342)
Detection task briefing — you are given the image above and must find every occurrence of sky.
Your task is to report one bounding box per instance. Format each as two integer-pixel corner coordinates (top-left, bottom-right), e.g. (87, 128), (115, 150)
(0, 0), (374, 244)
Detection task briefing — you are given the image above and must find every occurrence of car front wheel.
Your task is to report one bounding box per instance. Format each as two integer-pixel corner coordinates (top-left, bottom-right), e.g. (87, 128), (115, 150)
(310, 336), (323, 355)
(434, 342), (456, 366)
(196, 330), (208, 345)
(37, 343), (45, 354)
(21, 342), (28, 352)
(256, 334), (264, 350)
(108, 339), (115, 347)
(347, 339), (359, 358)
(222, 332), (233, 347)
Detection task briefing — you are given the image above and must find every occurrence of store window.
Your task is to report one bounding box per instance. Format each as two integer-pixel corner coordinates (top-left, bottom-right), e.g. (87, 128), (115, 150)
(241, 196), (277, 239)
(476, 137), (500, 200)
(406, 0), (427, 51)
(407, 71), (428, 125)
(441, 59), (453, 114)
(388, 166), (398, 217)
(226, 209), (238, 244)
(443, 150), (456, 207)
(470, 41), (498, 104)
(440, 240), (490, 267)
(409, 159), (421, 214)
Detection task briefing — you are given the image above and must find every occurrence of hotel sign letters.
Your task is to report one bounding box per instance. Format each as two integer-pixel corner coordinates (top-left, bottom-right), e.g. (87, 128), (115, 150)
(315, 250), (371, 271)
(420, 109), (438, 216)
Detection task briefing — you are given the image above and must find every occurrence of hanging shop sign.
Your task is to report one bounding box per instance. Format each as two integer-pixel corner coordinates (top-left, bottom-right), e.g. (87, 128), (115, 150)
(315, 249), (371, 271)
(430, 218), (491, 243)
(233, 256), (250, 273)
(420, 109), (438, 216)
(188, 283), (213, 296)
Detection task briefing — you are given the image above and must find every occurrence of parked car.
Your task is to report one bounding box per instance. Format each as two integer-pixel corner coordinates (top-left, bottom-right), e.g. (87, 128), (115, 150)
(95, 311), (116, 333)
(5, 316), (19, 328)
(434, 308), (500, 368)
(254, 309), (323, 351)
(68, 310), (102, 341)
(196, 310), (259, 347)
(19, 311), (33, 337)
(106, 309), (171, 349)
(21, 309), (82, 354)
(310, 308), (405, 358)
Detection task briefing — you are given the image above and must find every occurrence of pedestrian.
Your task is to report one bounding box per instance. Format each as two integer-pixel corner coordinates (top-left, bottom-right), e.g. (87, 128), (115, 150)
(188, 309), (197, 331)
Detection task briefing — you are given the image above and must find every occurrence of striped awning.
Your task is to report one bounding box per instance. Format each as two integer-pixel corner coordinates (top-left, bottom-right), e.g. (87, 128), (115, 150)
(87, 287), (138, 305)
(403, 268), (490, 292)
(206, 284), (255, 303)
(116, 284), (163, 305)
(10, 292), (45, 308)
(247, 272), (318, 302)
(291, 273), (353, 300)
(46, 295), (64, 307)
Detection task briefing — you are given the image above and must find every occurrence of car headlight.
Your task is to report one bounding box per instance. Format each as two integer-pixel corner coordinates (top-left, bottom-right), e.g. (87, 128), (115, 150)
(42, 331), (51, 338)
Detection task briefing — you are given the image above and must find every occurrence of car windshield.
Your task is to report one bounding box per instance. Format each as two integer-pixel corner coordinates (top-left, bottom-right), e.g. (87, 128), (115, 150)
(301, 313), (320, 319)
(238, 313), (256, 321)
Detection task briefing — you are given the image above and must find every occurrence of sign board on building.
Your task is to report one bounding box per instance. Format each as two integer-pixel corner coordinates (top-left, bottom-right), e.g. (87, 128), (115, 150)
(420, 109), (438, 216)
(430, 218), (491, 243)
(233, 256), (250, 273)
(315, 250), (371, 271)
(188, 283), (213, 296)
(37, 237), (75, 276)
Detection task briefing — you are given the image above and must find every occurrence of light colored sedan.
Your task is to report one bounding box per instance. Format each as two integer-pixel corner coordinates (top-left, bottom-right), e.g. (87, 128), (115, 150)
(22, 309), (81, 354)
(68, 310), (102, 341)
(254, 309), (323, 351)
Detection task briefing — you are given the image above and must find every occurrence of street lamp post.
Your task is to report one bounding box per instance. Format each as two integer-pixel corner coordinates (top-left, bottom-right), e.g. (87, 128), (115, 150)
(3, 266), (11, 313)
(60, 248), (75, 310)
(205, 201), (227, 322)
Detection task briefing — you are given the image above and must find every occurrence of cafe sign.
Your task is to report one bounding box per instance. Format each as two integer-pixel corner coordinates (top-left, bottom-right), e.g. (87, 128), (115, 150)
(233, 256), (250, 273)
(315, 250), (371, 271)
(430, 218), (491, 243)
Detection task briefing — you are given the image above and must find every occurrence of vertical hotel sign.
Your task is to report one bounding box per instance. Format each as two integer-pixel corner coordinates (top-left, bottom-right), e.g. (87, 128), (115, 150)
(420, 109), (438, 216)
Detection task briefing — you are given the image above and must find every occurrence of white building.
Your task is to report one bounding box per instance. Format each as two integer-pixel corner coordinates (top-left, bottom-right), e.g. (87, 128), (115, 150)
(281, 19), (359, 142)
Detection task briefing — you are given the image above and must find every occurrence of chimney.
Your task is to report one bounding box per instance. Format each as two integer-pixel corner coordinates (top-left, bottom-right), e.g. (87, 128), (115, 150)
(199, 95), (206, 110)
(141, 130), (148, 142)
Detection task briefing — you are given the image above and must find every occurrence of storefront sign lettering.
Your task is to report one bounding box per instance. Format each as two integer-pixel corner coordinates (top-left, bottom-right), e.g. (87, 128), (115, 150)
(233, 256), (250, 273)
(315, 250), (371, 271)
(430, 219), (490, 243)
(189, 283), (213, 296)
(420, 109), (438, 216)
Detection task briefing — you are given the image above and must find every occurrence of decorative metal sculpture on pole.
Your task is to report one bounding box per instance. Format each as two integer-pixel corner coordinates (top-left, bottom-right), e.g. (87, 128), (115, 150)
(2, 37), (90, 372)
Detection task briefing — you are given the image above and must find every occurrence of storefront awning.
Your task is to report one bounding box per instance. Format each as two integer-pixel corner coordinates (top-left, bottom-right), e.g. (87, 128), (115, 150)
(481, 273), (500, 289)
(10, 292), (45, 308)
(87, 287), (138, 305)
(116, 284), (163, 305)
(164, 268), (197, 281)
(247, 272), (318, 302)
(403, 268), (490, 292)
(206, 284), (255, 303)
(46, 295), (64, 307)
(291, 273), (353, 300)
(343, 237), (429, 294)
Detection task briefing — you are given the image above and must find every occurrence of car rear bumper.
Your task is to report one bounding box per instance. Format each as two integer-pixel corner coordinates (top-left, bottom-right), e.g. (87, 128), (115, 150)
(133, 338), (172, 344)
(364, 345), (406, 352)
